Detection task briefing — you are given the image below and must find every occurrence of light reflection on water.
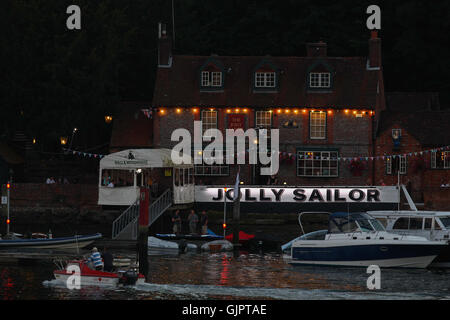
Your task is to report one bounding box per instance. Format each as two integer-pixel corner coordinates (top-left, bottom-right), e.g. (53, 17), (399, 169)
(1, 251), (450, 299)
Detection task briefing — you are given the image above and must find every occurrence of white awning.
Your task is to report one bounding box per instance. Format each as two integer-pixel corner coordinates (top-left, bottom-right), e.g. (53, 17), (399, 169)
(100, 148), (193, 170)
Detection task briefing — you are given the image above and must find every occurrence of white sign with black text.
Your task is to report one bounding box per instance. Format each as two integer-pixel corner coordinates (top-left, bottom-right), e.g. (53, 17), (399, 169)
(194, 186), (399, 203)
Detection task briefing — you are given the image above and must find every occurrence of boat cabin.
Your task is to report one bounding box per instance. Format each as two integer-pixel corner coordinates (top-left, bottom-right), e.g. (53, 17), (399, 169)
(368, 210), (450, 241)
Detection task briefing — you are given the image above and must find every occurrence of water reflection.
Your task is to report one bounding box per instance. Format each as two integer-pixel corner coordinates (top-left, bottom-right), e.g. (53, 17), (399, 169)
(1, 251), (450, 300)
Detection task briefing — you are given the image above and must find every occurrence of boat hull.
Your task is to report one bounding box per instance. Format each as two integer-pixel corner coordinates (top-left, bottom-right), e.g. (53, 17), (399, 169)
(54, 273), (146, 287)
(290, 242), (445, 268)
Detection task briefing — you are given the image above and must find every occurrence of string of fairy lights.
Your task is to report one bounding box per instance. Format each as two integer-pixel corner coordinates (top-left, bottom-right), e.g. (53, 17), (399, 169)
(62, 107), (450, 162)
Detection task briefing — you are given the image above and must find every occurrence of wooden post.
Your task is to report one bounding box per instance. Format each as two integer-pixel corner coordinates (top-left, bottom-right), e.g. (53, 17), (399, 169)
(232, 167), (241, 249)
(137, 187), (150, 278)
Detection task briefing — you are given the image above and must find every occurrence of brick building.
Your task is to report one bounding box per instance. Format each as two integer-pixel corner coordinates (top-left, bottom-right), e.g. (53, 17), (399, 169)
(144, 26), (386, 186)
(110, 25), (449, 210)
(375, 92), (450, 209)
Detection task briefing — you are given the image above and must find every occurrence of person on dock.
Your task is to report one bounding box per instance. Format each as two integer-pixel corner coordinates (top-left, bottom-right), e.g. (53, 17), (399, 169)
(200, 210), (208, 235)
(101, 247), (114, 272)
(88, 247), (104, 271)
(188, 209), (199, 234)
(172, 210), (182, 235)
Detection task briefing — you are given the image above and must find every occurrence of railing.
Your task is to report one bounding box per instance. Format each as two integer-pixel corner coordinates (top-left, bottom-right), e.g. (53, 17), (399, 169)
(111, 198), (140, 239)
(149, 189), (173, 227)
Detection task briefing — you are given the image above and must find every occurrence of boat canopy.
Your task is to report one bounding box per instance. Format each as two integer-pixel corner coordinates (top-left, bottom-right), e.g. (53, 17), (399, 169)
(328, 212), (385, 233)
(98, 148), (193, 206)
(99, 148), (193, 170)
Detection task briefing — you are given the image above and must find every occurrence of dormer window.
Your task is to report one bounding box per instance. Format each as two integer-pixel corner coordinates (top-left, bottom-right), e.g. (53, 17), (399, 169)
(255, 72), (276, 88)
(309, 72), (330, 88)
(201, 71), (222, 87)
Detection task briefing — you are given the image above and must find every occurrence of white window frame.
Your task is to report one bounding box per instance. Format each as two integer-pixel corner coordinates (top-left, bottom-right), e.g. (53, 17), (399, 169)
(399, 155), (407, 174)
(297, 150), (339, 177)
(201, 110), (217, 138)
(386, 156), (392, 175)
(201, 71), (222, 87)
(309, 72), (330, 88)
(432, 151), (450, 169)
(255, 72), (276, 88)
(255, 111), (272, 129)
(309, 111), (326, 139)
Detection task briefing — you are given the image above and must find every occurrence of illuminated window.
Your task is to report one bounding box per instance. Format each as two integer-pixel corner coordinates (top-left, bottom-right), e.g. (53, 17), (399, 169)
(431, 151), (450, 169)
(297, 150), (338, 177)
(201, 110), (217, 137)
(255, 111), (272, 128)
(386, 156), (407, 174)
(309, 111), (326, 139)
(309, 72), (330, 88)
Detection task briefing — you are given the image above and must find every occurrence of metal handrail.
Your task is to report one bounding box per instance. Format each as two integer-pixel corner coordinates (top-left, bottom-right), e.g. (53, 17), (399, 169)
(148, 189), (173, 227)
(112, 198), (140, 239)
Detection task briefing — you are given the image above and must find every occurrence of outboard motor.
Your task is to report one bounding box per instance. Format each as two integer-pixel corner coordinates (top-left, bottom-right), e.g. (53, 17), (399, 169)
(119, 266), (139, 285)
(178, 239), (187, 254)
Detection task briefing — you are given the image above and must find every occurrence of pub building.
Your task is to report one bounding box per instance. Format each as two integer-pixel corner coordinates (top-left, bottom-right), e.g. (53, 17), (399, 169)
(108, 24), (449, 212)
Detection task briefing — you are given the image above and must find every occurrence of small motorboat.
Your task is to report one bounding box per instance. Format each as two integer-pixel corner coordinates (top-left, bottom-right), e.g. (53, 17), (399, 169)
(155, 229), (223, 241)
(0, 233), (102, 249)
(53, 260), (145, 287)
(201, 239), (233, 252)
(369, 210), (450, 268)
(286, 212), (446, 268)
(148, 236), (197, 254)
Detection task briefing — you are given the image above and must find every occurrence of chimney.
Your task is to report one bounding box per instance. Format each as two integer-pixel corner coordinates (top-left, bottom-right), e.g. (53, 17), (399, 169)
(158, 22), (172, 67)
(306, 41), (327, 57)
(368, 30), (381, 68)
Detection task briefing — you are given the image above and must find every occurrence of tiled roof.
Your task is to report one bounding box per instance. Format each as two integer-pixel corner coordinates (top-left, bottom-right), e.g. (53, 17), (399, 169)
(152, 55), (380, 109)
(109, 101), (153, 151)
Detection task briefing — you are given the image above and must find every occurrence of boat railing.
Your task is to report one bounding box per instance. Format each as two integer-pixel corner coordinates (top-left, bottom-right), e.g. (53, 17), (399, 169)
(148, 189), (173, 227)
(111, 198), (140, 239)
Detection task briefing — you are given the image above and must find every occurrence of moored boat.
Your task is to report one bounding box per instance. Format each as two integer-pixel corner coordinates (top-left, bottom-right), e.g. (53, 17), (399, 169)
(0, 233), (102, 249)
(369, 210), (450, 268)
(287, 212), (446, 268)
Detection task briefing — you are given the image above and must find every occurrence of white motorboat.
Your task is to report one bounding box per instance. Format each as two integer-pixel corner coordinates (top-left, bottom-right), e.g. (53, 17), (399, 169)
(369, 210), (450, 267)
(287, 212), (446, 268)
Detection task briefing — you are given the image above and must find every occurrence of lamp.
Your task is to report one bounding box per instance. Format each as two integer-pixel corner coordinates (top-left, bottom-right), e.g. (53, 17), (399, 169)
(105, 115), (113, 123)
(60, 136), (68, 145)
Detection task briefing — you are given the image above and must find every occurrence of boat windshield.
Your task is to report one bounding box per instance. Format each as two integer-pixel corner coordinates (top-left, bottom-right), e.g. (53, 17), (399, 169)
(329, 213), (386, 233)
(355, 218), (386, 232)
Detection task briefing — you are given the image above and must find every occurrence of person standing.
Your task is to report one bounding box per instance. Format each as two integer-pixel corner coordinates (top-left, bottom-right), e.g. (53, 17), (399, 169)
(200, 210), (208, 235)
(172, 210), (182, 235)
(187, 209), (199, 235)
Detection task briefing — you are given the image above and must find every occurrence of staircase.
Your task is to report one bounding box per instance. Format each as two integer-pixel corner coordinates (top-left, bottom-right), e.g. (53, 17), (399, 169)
(111, 189), (173, 240)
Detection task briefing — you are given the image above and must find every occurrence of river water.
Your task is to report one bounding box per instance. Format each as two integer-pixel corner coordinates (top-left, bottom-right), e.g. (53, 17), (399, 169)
(1, 249), (450, 300)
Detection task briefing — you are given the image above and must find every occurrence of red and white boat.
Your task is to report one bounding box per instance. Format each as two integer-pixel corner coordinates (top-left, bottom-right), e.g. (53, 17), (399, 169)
(54, 260), (146, 287)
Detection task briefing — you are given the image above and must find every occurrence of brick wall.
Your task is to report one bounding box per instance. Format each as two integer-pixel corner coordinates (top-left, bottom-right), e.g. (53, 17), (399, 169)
(9, 183), (99, 208)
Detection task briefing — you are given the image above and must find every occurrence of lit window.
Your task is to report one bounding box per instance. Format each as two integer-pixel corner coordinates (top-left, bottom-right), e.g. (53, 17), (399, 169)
(255, 72), (276, 88)
(309, 111), (326, 139)
(297, 150), (338, 177)
(201, 110), (217, 138)
(309, 72), (330, 88)
(386, 156), (407, 174)
(256, 111), (272, 128)
(431, 151), (450, 169)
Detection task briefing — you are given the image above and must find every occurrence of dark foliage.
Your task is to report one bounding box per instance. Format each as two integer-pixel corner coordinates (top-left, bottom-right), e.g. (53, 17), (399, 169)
(0, 0), (449, 152)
